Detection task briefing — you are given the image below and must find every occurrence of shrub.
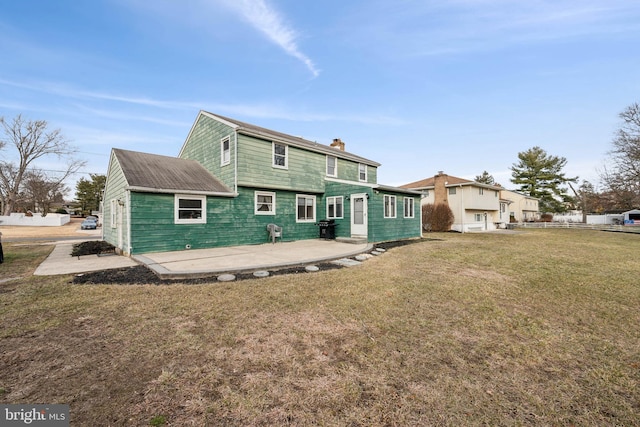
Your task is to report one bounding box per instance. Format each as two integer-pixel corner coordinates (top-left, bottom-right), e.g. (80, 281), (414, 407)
(422, 203), (455, 232)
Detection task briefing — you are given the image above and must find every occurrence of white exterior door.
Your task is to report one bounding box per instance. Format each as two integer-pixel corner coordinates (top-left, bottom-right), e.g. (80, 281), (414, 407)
(350, 193), (368, 237)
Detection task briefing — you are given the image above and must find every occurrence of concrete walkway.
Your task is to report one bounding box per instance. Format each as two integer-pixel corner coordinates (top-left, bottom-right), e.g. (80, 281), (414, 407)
(34, 239), (372, 278)
(33, 242), (138, 276)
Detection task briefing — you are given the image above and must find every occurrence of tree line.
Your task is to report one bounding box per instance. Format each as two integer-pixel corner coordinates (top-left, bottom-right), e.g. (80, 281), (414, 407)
(2, 103), (640, 217)
(475, 102), (640, 214)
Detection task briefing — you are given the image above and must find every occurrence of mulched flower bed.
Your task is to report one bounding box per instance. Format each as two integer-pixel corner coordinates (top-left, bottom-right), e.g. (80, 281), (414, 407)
(71, 238), (432, 285)
(71, 241), (116, 257)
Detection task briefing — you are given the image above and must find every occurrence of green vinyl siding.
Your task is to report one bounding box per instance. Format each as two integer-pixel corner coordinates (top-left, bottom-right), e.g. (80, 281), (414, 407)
(337, 159), (377, 184)
(180, 114), (236, 190)
(368, 191), (422, 242)
(102, 153), (130, 252)
(237, 134), (325, 193)
(127, 187), (324, 254)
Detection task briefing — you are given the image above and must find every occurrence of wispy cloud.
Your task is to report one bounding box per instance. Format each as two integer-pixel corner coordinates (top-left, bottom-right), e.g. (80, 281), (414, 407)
(0, 78), (403, 126)
(350, 0), (640, 57)
(219, 0), (320, 78)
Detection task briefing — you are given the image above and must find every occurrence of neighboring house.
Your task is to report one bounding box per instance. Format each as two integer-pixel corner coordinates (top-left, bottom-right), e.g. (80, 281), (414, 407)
(500, 189), (540, 223)
(401, 172), (504, 232)
(103, 111), (422, 255)
(401, 172), (541, 232)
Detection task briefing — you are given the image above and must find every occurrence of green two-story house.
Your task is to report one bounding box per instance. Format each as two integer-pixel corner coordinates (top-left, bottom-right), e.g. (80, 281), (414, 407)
(102, 111), (422, 255)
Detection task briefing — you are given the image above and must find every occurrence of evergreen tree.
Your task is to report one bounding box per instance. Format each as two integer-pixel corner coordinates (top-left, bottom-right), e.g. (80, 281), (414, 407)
(474, 170), (495, 185)
(510, 146), (577, 213)
(75, 174), (106, 215)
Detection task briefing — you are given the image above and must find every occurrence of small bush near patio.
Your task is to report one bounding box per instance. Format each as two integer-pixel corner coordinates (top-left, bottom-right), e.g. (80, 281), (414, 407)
(0, 229), (639, 426)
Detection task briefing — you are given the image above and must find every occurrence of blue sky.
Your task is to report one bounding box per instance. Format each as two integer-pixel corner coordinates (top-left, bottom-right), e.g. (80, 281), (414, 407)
(2, 0), (639, 195)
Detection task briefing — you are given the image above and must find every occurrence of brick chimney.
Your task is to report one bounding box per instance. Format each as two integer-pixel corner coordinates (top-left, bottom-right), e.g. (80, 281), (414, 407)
(433, 171), (449, 205)
(331, 138), (345, 151)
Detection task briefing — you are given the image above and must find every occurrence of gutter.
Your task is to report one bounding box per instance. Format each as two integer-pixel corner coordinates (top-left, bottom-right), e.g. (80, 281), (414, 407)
(125, 186), (238, 197)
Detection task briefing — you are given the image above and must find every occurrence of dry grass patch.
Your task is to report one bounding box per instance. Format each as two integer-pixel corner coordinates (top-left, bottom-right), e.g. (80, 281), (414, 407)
(1, 230), (639, 425)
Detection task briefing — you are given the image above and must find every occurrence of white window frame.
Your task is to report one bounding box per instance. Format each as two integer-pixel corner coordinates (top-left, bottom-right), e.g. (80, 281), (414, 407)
(221, 136), (230, 166)
(448, 187), (456, 195)
(326, 155), (337, 177)
(358, 163), (367, 182)
(296, 194), (316, 223)
(175, 194), (206, 224)
(326, 196), (344, 219)
(474, 213), (483, 222)
(110, 199), (117, 228)
(384, 195), (397, 218)
(403, 197), (414, 218)
(255, 191), (276, 215)
(272, 142), (288, 169)
(479, 188), (484, 195)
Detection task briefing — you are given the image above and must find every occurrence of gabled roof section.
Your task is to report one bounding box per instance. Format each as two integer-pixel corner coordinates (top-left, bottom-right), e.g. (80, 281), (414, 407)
(200, 111), (381, 167)
(112, 148), (234, 195)
(400, 175), (473, 189)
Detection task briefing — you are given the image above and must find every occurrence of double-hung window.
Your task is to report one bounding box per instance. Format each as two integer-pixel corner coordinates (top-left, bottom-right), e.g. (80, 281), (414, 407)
(221, 137), (230, 166)
(255, 191), (276, 215)
(403, 197), (414, 218)
(175, 195), (206, 224)
(326, 155), (337, 177)
(273, 142), (288, 169)
(474, 213), (483, 222)
(384, 195), (396, 218)
(326, 196), (343, 219)
(296, 195), (316, 222)
(358, 163), (367, 182)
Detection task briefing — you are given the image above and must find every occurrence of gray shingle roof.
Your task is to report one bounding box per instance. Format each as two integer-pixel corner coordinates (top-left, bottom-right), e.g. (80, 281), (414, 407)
(113, 148), (233, 195)
(204, 111), (381, 167)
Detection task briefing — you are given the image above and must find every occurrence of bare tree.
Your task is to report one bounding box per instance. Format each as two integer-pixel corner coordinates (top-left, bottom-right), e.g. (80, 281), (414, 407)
(0, 115), (85, 215)
(22, 171), (68, 216)
(601, 102), (640, 209)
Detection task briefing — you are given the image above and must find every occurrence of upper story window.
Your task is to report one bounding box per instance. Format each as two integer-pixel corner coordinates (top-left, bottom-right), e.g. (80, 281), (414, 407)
(175, 195), (206, 224)
(479, 188), (484, 195)
(273, 142), (288, 169)
(359, 163), (367, 182)
(384, 195), (396, 218)
(448, 187), (456, 195)
(327, 196), (343, 219)
(255, 191), (276, 215)
(403, 197), (414, 218)
(221, 137), (230, 166)
(326, 155), (337, 177)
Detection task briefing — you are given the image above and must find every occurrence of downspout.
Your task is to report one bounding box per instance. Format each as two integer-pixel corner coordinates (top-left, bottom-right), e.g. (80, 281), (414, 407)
(234, 131), (238, 193)
(126, 189), (132, 255)
(460, 184), (465, 233)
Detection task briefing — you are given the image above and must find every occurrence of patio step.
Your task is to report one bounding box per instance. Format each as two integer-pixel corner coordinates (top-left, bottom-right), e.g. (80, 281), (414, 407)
(336, 236), (368, 245)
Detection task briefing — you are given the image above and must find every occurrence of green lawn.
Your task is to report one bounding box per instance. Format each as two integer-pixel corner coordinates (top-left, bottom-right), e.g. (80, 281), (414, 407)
(1, 229), (639, 426)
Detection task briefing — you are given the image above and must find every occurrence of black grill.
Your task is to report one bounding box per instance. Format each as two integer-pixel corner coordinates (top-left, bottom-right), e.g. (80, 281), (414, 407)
(317, 219), (337, 239)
